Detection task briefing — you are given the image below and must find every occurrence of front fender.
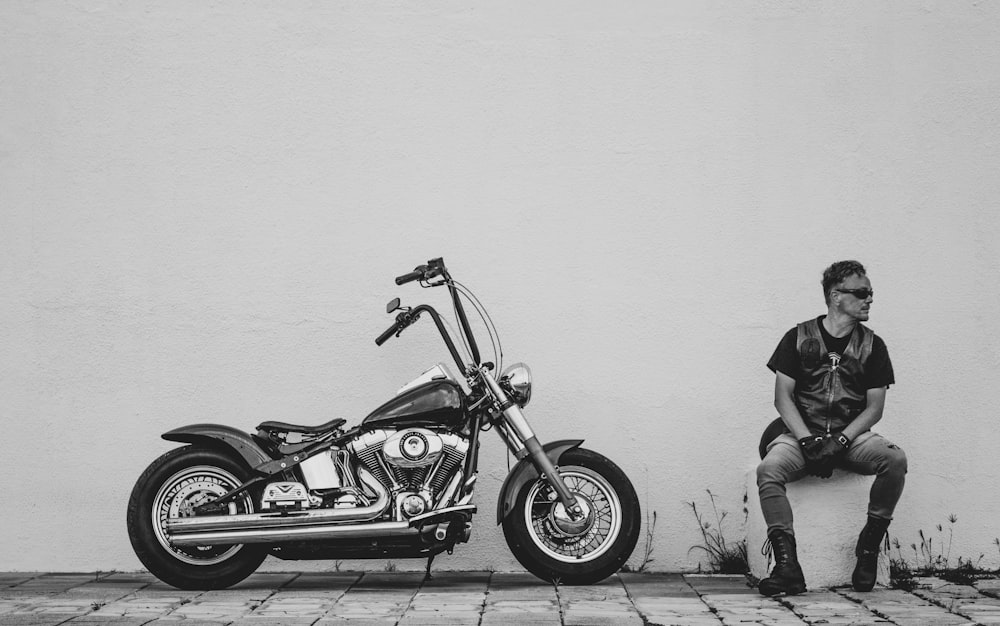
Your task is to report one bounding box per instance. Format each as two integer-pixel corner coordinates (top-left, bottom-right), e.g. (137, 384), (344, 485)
(495, 439), (583, 525)
(163, 424), (272, 470)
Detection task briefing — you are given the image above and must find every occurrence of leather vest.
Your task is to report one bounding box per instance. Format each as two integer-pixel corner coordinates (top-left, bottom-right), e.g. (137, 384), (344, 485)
(794, 318), (874, 434)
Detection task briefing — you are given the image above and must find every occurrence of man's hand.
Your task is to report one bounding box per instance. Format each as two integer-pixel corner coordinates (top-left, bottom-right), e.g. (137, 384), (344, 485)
(798, 435), (827, 477)
(811, 432), (852, 478)
(820, 432), (851, 460)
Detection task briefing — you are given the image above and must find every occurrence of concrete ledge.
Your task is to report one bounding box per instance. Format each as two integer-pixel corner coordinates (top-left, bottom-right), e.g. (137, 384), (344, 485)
(746, 468), (889, 589)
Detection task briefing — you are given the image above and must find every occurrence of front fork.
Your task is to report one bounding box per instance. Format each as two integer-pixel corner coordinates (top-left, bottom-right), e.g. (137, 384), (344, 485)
(479, 373), (584, 518)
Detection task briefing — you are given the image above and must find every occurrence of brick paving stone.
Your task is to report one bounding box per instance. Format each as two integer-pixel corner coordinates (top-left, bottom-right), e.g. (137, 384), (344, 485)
(399, 613), (483, 625)
(556, 575), (643, 625)
(251, 594), (333, 618)
(421, 571), (491, 590)
(480, 615), (561, 626)
(63, 617), (154, 625)
(917, 578), (1000, 625)
(167, 598), (261, 621)
(279, 572), (362, 594)
(9, 597), (100, 616)
(324, 599), (411, 620)
(148, 615), (233, 626)
(483, 576), (560, 621)
(0, 616), (82, 626)
(229, 618), (319, 626)
(707, 596), (806, 626)
(97, 573), (160, 586)
(484, 571), (560, 609)
(316, 617), (399, 626)
(839, 587), (975, 625)
(92, 595), (193, 619)
(684, 574), (759, 593)
(226, 572), (301, 590)
(686, 574), (806, 626)
(352, 572), (425, 590)
(779, 590), (890, 625)
(619, 572), (723, 625)
(130, 579), (206, 597)
(619, 572), (700, 596)
(978, 579), (1000, 598)
(8, 571), (1000, 625)
(0, 574), (39, 588)
(12, 575), (104, 595)
(913, 577), (1000, 619)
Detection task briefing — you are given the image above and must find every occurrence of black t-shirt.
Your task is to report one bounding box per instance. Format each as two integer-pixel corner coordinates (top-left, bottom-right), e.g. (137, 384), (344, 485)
(767, 316), (895, 389)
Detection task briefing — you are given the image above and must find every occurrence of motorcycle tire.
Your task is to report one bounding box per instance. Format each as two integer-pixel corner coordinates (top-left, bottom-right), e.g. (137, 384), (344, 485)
(126, 445), (267, 590)
(502, 447), (640, 585)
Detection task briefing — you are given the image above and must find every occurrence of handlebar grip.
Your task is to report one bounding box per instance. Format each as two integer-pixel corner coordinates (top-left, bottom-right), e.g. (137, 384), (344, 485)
(395, 269), (424, 285)
(375, 323), (400, 346)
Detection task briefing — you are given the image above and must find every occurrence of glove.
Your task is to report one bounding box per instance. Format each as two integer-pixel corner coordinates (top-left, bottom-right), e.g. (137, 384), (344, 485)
(810, 432), (852, 479)
(818, 432), (851, 466)
(798, 435), (827, 477)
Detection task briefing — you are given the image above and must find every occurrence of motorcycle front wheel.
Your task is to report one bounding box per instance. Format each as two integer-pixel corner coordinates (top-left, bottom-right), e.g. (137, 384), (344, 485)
(502, 448), (640, 584)
(126, 446), (267, 590)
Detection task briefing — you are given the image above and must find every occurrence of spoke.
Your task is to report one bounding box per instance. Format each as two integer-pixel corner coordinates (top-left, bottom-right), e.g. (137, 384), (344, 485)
(524, 468), (621, 562)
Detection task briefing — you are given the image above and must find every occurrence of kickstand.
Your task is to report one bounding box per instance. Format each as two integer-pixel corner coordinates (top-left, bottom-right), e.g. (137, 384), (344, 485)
(423, 554), (435, 581)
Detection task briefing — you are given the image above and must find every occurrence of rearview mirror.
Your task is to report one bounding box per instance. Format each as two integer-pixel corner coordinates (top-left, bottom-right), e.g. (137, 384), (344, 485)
(386, 298), (401, 314)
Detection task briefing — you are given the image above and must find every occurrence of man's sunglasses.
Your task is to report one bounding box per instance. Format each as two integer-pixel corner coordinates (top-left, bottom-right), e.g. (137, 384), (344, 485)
(835, 288), (874, 299)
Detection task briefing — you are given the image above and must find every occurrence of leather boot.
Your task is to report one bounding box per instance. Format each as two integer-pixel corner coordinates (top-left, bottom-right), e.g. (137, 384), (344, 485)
(758, 530), (806, 596)
(852, 516), (890, 591)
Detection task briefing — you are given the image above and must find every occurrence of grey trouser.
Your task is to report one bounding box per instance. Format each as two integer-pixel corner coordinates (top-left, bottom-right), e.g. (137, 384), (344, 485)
(756, 431), (907, 537)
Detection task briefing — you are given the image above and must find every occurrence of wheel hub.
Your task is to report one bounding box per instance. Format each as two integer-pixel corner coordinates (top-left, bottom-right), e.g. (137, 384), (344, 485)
(549, 494), (594, 537)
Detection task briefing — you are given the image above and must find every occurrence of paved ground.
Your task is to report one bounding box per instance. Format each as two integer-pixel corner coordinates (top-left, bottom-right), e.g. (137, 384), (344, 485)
(3, 571), (1000, 625)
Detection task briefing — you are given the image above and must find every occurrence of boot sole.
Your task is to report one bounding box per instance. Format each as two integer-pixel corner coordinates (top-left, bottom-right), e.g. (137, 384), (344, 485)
(759, 582), (807, 597)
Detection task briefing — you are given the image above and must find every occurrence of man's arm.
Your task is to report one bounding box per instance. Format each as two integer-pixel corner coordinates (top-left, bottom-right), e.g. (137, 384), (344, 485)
(774, 371), (812, 440)
(841, 387), (886, 441)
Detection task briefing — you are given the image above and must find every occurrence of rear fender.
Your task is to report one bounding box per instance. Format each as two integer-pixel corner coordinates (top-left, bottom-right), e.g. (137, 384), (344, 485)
(495, 439), (583, 525)
(163, 424), (271, 470)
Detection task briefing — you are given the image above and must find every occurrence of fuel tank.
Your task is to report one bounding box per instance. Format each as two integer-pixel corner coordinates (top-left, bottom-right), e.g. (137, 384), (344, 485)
(362, 380), (466, 430)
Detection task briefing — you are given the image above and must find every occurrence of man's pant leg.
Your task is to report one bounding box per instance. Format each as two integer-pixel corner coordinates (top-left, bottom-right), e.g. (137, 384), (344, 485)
(757, 434), (809, 536)
(838, 432), (908, 520)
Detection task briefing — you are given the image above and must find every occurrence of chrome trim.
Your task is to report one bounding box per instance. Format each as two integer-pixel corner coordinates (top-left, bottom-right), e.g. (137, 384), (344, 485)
(166, 466), (389, 536)
(170, 520), (429, 547)
(406, 504), (477, 528)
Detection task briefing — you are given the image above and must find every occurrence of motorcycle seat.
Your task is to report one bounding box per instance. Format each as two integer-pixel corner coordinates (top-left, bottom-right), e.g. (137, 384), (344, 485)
(257, 417), (347, 436)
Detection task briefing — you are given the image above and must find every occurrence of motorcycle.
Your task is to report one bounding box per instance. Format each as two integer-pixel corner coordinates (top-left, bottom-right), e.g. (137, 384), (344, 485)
(127, 257), (640, 589)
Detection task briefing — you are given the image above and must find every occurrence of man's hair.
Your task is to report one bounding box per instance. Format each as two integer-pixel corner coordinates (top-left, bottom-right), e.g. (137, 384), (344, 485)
(822, 260), (866, 305)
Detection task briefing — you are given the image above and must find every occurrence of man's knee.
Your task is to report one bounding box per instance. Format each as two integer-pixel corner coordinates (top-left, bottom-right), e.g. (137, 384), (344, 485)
(889, 443), (907, 474)
(757, 457), (788, 488)
(884, 443), (907, 476)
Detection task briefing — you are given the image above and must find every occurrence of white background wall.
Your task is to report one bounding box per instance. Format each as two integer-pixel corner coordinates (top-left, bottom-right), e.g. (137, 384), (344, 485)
(2, 1), (998, 574)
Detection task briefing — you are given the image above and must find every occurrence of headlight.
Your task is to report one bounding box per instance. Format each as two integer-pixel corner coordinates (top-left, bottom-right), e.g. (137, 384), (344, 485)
(500, 362), (533, 408)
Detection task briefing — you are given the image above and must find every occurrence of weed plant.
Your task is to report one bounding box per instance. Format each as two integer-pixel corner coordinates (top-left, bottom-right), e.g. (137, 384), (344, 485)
(889, 515), (999, 589)
(687, 490), (749, 574)
(621, 509), (657, 573)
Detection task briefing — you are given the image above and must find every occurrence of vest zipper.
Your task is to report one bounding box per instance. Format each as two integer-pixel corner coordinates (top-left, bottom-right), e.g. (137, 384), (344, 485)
(825, 359), (839, 435)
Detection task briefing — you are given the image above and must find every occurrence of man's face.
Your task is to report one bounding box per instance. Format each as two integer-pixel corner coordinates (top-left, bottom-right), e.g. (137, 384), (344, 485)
(831, 273), (873, 322)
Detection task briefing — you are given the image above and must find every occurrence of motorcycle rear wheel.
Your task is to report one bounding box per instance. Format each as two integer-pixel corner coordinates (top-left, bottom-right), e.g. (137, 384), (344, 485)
(502, 448), (640, 584)
(127, 446), (267, 590)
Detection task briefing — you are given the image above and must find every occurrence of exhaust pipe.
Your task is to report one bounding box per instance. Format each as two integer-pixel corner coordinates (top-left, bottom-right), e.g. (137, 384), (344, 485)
(170, 520), (427, 546)
(167, 466), (390, 537)
(171, 506), (478, 548)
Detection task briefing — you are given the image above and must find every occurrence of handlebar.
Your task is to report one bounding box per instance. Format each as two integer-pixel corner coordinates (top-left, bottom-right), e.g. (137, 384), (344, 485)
(375, 322), (400, 346)
(395, 267), (425, 285)
(378, 257), (482, 370)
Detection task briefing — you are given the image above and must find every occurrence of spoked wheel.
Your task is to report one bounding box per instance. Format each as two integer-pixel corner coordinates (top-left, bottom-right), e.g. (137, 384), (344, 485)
(127, 446), (267, 590)
(502, 448), (640, 584)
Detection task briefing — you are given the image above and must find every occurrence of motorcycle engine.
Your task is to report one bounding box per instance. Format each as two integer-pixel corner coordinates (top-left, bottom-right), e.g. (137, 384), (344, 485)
(349, 428), (468, 519)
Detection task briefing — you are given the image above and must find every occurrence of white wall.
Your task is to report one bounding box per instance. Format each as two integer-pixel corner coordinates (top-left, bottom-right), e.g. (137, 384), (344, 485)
(2, 1), (998, 573)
